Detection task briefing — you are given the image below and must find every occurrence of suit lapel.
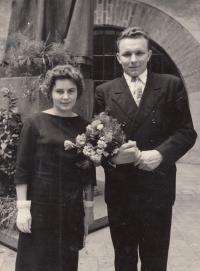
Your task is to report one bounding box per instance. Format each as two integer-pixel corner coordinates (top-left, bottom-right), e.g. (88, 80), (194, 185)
(111, 76), (138, 120)
(130, 73), (165, 134)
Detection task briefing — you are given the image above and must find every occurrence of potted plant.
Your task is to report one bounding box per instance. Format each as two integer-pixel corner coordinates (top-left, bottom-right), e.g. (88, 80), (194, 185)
(0, 32), (79, 104)
(3, 32), (78, 78)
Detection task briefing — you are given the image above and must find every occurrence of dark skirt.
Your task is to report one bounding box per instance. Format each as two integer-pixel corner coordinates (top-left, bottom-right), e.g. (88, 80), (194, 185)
(15, 198), (85, 271)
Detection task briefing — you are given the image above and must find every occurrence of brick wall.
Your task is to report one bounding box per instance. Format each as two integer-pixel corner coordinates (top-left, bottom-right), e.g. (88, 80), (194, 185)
(94, 0), (200, 94)
(139, 0), (200, 44)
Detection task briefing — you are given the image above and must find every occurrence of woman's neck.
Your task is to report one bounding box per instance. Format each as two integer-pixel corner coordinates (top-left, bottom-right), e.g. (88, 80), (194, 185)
(42, 108), (78, 117)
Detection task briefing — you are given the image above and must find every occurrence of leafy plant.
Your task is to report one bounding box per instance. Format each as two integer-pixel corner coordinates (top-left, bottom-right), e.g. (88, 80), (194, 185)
(0, 87), (23, 195)
(0, 87), (23, 229)
(21, 73), (39, 102)
(5, 32), (79, 102)
(7, 32), (78, 75)
(0, 196), (17, 230)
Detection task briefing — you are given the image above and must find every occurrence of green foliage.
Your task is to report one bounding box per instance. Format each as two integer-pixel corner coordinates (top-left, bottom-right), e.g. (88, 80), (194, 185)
(5, 32), (79, 103)
(8, 32), (78, 75)
(9, 32), (46, 67)
(0, 87), (23, 195)
(0, 196), (17, 230)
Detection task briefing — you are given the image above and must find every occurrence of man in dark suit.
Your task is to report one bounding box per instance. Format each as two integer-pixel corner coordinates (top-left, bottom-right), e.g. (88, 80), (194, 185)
(93, 27), (197, 271)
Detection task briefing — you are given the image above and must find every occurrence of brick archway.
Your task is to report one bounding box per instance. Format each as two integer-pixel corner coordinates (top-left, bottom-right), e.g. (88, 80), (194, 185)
(94, 0), (200, 95)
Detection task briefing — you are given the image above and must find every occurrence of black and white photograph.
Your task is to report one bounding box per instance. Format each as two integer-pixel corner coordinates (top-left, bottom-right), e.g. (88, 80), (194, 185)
(0, 1), (200, 270)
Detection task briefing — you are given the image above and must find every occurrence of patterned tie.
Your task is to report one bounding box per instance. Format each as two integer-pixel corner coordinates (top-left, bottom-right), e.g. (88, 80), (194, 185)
(130, 77), (143, 106)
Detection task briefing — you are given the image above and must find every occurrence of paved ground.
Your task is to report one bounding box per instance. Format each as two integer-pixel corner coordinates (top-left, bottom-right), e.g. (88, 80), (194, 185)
(1, 163), (200, 271)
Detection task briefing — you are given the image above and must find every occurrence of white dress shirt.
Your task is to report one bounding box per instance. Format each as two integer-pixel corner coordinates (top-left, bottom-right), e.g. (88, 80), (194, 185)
(124, 69), (147, 103)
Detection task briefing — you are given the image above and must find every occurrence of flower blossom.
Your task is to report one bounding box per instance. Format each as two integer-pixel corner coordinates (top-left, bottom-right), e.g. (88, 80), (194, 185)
(86, 125), (97, 135)
(90, 154), (102, 163)
(83, 144), (95, 157)
(103, 151), (109, 157)
(111, 148), (120, 156)
(97, 124), (104, 130)
(76, 134), (86, 147)
(64, 110), (126, 169)
(91, 120), (101, 128)
(97, 140), (107, 148)
(96, 149), (104, 155)
(99, 112), (110, 123)
(64, 140), (75, 150)
(105, 132), (113, 142)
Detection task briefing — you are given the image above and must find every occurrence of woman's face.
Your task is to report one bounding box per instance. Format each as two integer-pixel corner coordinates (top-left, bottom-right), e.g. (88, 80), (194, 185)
(51, 79), (78, 115)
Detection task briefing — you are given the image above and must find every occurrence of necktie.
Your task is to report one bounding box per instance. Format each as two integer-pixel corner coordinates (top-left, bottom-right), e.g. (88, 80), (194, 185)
(130, 77), (143, 106)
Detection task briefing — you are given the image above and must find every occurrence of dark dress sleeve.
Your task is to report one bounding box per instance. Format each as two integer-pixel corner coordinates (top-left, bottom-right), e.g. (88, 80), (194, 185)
(14, 118), (36, 184)
(81, 165), (97, 188)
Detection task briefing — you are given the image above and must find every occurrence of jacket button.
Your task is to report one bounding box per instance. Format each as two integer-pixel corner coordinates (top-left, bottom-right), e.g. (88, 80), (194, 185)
(122, 122), (126, 127)
(151, 119), (156, 123)
(150, 140), (154, 145)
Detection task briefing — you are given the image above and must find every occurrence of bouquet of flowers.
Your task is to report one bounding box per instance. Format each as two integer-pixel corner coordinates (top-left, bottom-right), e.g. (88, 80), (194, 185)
(64, 110), (126, 169)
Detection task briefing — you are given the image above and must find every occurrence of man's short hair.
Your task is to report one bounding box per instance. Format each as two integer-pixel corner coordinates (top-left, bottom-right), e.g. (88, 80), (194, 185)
(117, 27), (151, 51)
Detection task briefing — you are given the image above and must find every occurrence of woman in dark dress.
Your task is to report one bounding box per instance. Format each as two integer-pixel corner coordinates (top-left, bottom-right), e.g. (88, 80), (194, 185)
(15, 65), (96, 271)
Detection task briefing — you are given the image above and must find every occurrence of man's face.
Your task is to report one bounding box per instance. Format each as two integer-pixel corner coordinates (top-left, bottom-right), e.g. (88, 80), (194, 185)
(117, 37), (152, 77)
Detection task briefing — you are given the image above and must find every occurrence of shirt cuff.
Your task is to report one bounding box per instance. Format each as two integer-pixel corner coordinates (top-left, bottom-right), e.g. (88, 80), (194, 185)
(108, 160), (116, 168)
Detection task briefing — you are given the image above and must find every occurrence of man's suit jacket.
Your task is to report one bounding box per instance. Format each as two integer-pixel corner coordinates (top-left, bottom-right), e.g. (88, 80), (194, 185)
(94, 73), (197, 209)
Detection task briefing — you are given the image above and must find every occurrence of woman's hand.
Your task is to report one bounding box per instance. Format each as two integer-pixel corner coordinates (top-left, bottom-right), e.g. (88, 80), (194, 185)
(16, 201), (32, 233)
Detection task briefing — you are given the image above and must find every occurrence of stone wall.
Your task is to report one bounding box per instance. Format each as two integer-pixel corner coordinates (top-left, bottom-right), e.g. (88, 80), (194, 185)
(0, 77), (94, 121)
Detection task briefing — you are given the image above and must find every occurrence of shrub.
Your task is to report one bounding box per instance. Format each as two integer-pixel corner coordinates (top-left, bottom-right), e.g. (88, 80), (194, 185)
(0, 87), (23, 196)
(7, 32), (78, 76)
(4, 32), (79, 103)
(0, 87), (23, 230)
(0, 196), (17, 230)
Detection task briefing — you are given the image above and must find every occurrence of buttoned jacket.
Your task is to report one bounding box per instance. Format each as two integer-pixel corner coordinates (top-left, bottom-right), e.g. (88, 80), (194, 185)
(94, 73), (197, 208)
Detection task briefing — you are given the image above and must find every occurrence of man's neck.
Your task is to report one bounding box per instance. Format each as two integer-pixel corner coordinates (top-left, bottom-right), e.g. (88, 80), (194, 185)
(124, 69), (147, 80)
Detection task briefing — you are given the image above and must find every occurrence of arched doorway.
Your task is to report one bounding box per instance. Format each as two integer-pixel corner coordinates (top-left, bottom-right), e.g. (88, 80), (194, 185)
(93, 27), (181, 89)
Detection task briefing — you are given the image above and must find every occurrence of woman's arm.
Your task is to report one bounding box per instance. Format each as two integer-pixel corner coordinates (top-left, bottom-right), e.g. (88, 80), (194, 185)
(15, 118), (35, 233)
(83, 184), (94, 239)
(15, 118), (36, 185)
(84, 184), (94, 201)
(82, 164), (96, 239)
(16, 183), (32, 234)
(16, 184), (28, 200)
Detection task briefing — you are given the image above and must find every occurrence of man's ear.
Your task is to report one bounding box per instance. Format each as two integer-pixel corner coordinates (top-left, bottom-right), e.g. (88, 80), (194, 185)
(148, 50), (152, 62)
(116, 53), (121, 64)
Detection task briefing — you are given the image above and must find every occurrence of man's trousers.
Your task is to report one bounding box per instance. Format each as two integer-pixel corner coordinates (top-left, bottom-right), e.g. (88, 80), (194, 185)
(108, 204), (172, 271)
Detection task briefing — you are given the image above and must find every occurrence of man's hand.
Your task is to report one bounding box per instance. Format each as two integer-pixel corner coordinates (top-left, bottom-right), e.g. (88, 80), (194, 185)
(109, 140), (141, 165)
(134, 150), (163, 171)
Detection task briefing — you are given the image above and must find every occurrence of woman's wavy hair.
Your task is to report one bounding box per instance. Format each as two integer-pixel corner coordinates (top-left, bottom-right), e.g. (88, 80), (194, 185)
(40, 65), (85, 100)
